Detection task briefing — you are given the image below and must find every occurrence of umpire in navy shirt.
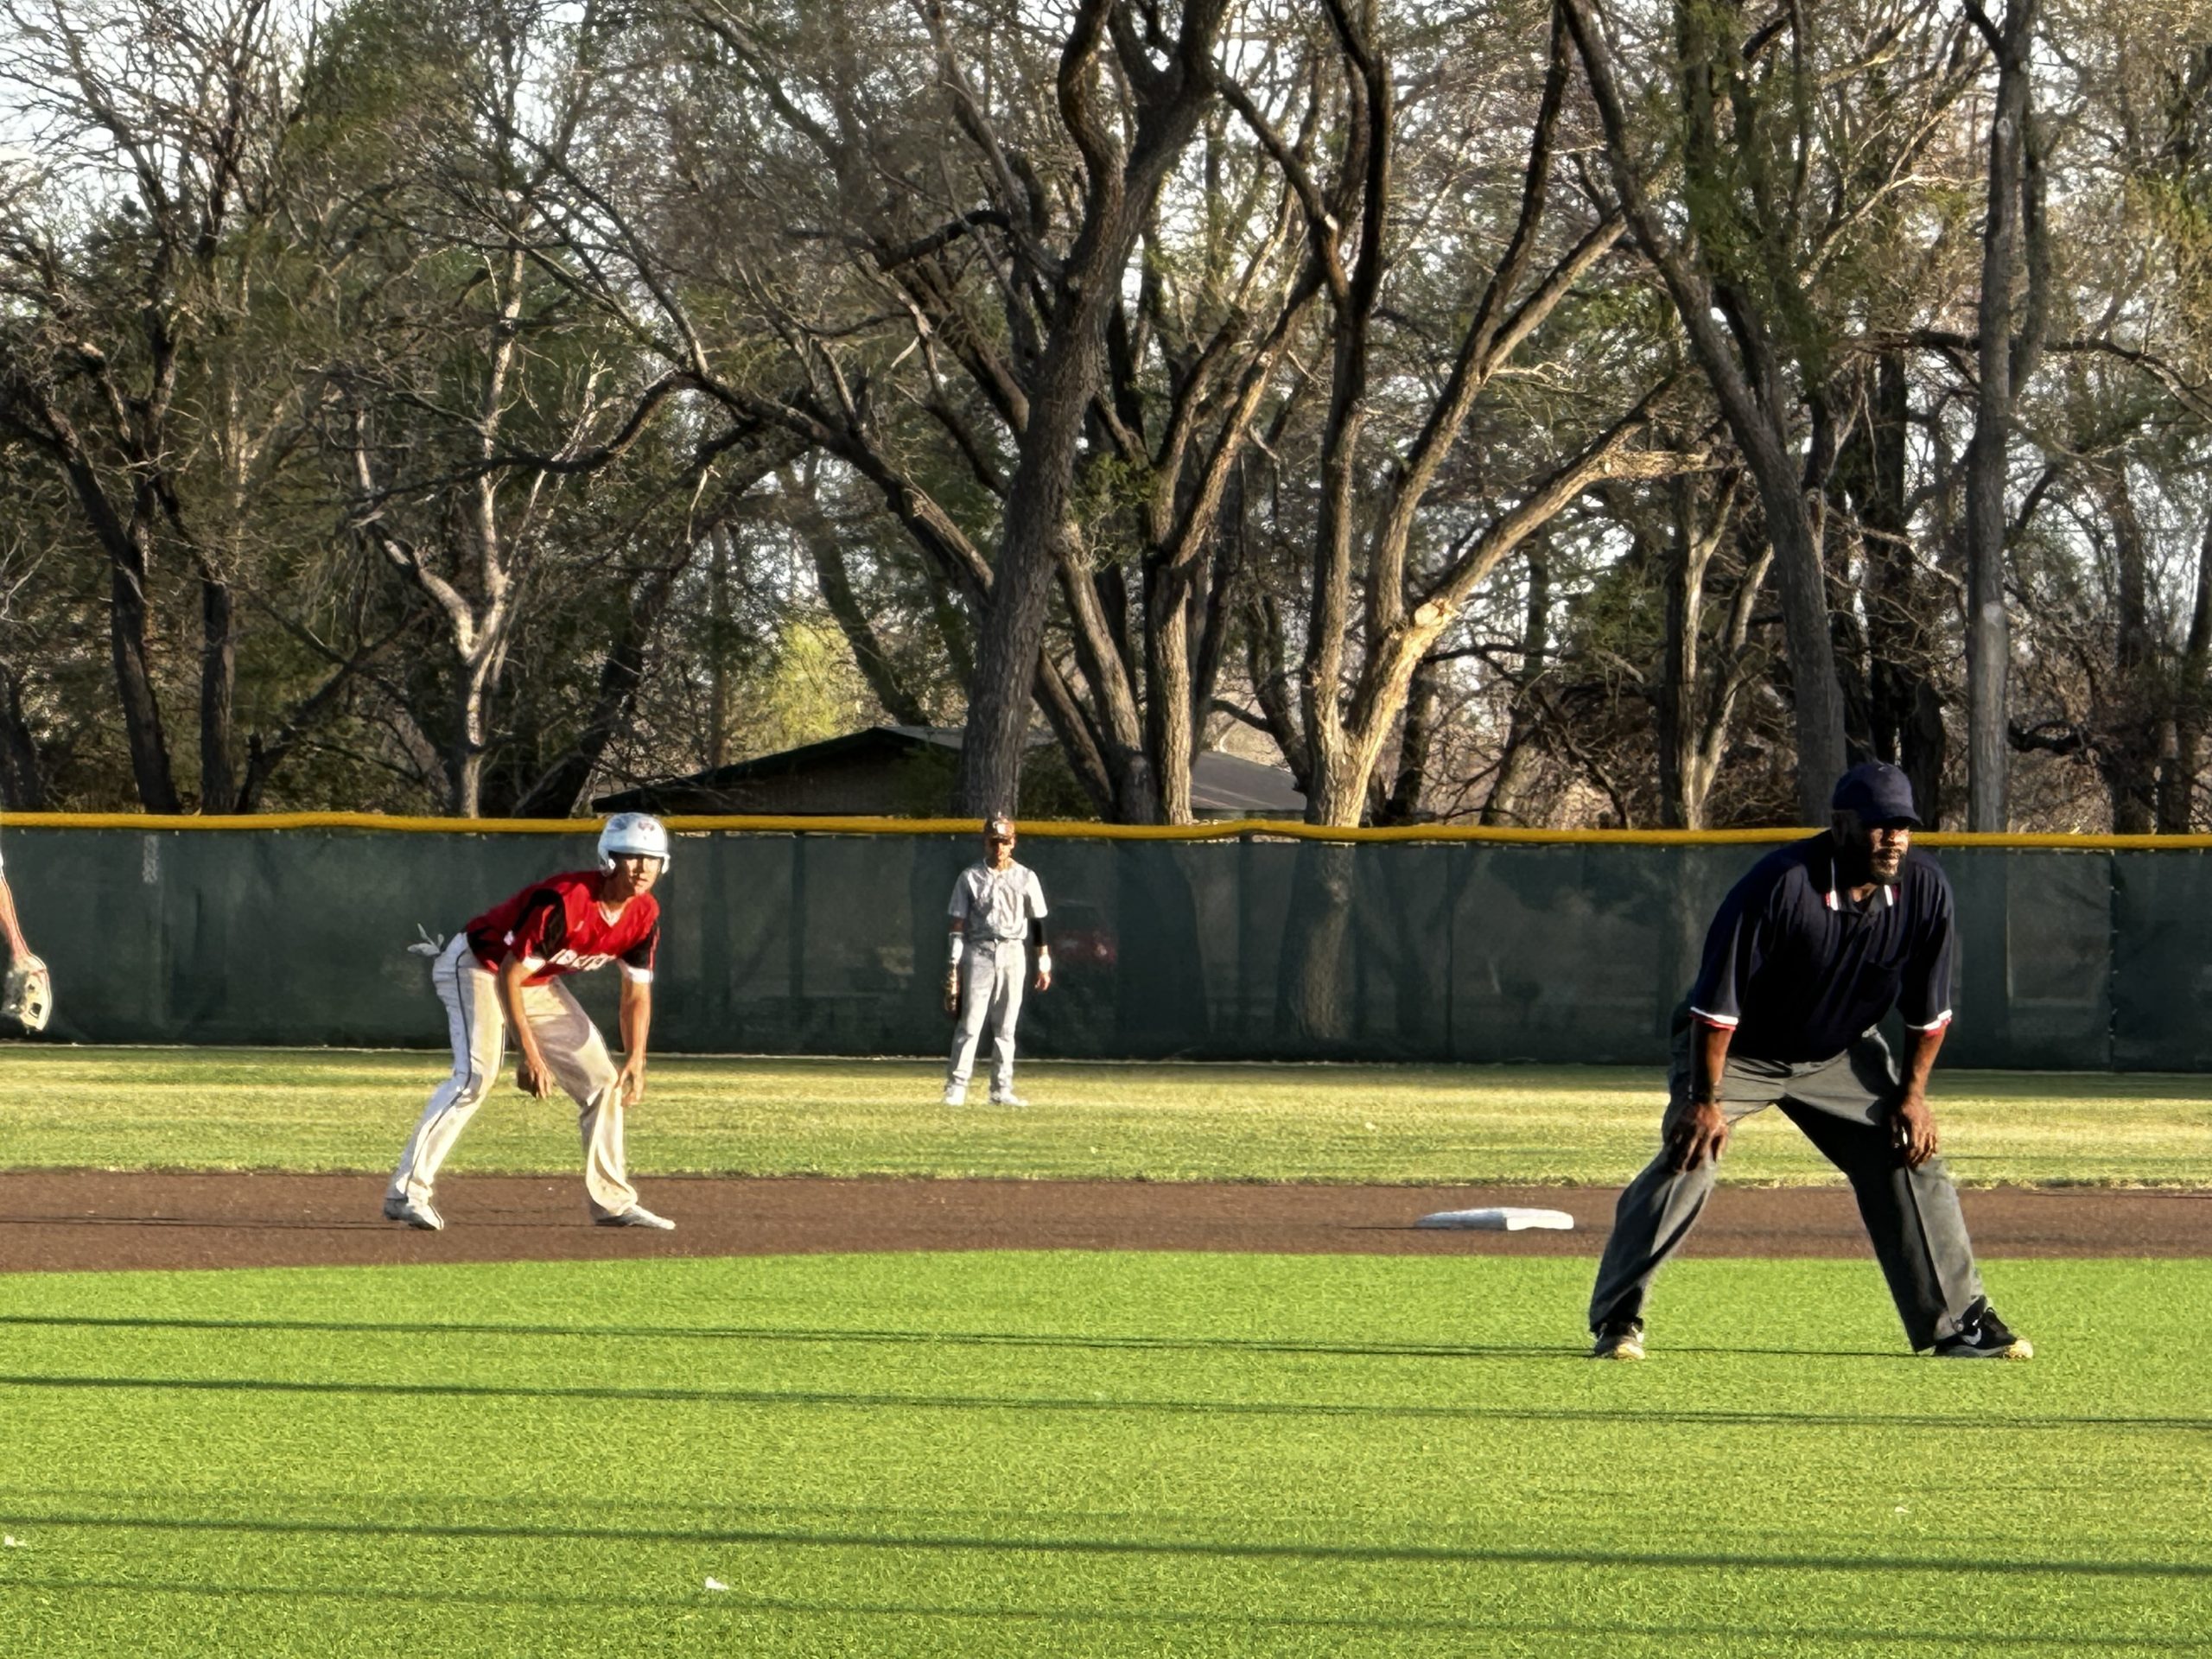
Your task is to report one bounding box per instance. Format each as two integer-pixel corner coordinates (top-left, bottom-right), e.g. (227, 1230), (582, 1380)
(1587, 761), (2031, 1362)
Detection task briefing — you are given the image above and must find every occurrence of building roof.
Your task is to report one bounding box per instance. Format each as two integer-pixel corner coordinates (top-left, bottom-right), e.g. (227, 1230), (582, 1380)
(1179, 747), (1307, 815)
(594, 725), (1305, 818)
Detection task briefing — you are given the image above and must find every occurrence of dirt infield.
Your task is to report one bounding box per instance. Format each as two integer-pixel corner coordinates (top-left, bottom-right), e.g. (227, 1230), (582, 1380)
(1, 1171), (2207, 1274)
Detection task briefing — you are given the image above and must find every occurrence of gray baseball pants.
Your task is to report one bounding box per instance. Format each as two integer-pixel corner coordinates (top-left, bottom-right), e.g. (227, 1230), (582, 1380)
(947, 938), (1027, 1097)
(388, 936), (639, 1218)
(1587, 1012), (1987, 1351)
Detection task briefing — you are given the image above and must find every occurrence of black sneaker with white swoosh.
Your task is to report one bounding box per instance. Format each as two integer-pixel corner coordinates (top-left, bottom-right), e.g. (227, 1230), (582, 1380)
(1931, 1299), (2032, 1359)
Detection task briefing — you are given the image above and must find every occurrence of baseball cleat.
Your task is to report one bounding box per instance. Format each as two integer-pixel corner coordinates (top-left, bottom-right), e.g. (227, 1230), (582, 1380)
(941, 1084), (966, 1107)
(1590, 1319), (1645, 1361)
(383, 1195), (444, 1231)
(1929, 1300), (2031, 1360)
(988, 1091), (1027, 1107)
(595, 1205), (676, 1230)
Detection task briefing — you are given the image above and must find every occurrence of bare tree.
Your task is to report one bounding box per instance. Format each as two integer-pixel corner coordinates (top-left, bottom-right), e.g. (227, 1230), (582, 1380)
(1560, 0), (1932, 820)
(320, 0), (690, 814)
(1240, 2), (1659, 827)
(1961, 0), (2049, 829)
(0, 0), (430, 810)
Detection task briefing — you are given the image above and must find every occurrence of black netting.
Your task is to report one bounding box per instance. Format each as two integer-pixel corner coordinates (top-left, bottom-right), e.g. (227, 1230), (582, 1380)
(2111, 850), (2212, 1071)
(0, 829), (2142, 1066)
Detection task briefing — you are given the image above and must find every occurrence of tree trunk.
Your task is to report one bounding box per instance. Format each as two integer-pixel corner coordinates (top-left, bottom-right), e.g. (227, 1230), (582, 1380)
(42, 430), (181, 811)
(1856, 354), (1948, 823)
(1061, 558), (1155, 820)
(709, 529), (735, 768)
(1560, 0), (1843, 823)
(0, 666), (47, 809)
(1379, 653), (1443, 824)
(1274, 839), (1357, 1044)
(1963, 0), (2044, 830)
(1484, 542), (1552, 826)
(960, 290), (1122, 817)
(1739, 428), (1847, 820)
(955, 0), (1230, 817)
(200, 573), (238, 810)
(1656, 489), (1699, 829)
(452, 645), (499, 817)
(2099, 465), (2159, 833)
(512, 599), (660, 819)
(2158, 512), (2212, 831)
(796, 499), (929, 728)
(107, 518), (182, 813)
(1145, 563), (1197, 823)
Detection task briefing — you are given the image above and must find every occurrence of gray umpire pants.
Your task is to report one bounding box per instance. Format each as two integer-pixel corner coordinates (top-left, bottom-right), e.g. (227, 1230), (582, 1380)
(947, 938), (1027, 1096)
(1587, 1011), (1987, 1351)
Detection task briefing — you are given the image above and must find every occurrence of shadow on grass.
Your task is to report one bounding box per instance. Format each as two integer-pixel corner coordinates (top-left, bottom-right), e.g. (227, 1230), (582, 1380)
(2, 1512), (2207, 1585)
(0, 1312), (1902, 1363)
(0, 1370), (2201, 1435)
(4, 1574), (2201, 1649)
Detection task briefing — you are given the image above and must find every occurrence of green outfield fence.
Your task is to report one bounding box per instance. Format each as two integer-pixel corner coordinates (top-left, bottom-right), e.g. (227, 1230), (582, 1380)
(3, 812), (2209, 1070)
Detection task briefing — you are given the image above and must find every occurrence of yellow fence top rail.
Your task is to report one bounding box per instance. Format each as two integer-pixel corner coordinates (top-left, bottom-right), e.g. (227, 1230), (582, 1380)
(6, 810), (2212, 850)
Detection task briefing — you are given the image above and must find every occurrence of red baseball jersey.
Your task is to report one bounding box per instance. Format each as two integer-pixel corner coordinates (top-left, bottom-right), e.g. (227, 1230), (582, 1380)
(462, 870), (660, 986)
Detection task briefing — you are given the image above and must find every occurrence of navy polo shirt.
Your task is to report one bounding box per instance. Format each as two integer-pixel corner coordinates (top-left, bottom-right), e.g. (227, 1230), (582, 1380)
(1688, 833), (1956, 1062)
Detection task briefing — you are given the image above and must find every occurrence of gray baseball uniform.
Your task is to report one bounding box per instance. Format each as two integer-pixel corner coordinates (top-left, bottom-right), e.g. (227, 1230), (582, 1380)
(946, 859), (1047, 1100)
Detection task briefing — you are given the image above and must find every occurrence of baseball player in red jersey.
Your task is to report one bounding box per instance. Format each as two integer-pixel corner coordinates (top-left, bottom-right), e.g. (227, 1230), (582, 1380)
(385, 813), (676, 1231)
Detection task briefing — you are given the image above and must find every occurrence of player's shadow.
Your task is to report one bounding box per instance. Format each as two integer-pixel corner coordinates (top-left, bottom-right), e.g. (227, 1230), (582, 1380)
(0, 1312), (2038, 1364)
(0, 1574), (2179, 1648)
(4, 1509), (2207, 1583)
(0, 1310), (1573, 1358)
(0, 1370), (2198, 1436)
(0, 1214), (393, 1230)
(0, 1309), (1973, 1362)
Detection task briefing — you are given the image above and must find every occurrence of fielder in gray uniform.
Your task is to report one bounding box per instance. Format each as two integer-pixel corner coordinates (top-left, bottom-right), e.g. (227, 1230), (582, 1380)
(1588, 761), (2031, 1362)
(942, 816), (1051, 1107)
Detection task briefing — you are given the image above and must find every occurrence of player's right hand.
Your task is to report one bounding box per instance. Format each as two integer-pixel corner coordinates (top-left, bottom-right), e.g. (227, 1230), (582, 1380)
(1664, 1099), (1730, 1172)
(942, 967), (960, 1017)
(517, 1054), (556, 1099)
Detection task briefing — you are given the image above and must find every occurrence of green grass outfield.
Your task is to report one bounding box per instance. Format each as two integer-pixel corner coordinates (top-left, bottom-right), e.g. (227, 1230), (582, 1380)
(6, 1048), (2212, 1185)
(0, 1253), (2204, 1658)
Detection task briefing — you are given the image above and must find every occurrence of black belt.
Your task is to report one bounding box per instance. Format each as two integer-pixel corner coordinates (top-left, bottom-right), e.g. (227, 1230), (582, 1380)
(970, 937), (1027, 948)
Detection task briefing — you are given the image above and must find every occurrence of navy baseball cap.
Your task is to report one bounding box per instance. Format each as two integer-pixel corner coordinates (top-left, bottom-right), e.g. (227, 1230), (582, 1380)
(1831, 761), (1921, 826)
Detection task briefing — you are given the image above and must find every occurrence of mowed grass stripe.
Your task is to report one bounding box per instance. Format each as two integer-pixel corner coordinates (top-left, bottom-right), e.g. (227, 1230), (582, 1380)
(0, 1254), (2206, 1657)
(10, 1048), (2212, 1185)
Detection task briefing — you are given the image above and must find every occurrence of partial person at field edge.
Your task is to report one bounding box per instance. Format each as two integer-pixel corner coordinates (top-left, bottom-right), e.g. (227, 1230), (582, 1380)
(384, 813), (676, 1232)
(942, 815), (1050, 1107)
(1587, 761), (2031, 1362)
(0, 843), (50, 1031)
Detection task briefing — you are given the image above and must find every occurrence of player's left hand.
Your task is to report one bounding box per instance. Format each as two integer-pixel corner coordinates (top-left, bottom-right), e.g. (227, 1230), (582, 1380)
(1889, 1091), (1938, 1168)
(1665, 1098), (1730, 1172)
(617, 1063), (646, 1108)
(1033, 968), (1052, 992)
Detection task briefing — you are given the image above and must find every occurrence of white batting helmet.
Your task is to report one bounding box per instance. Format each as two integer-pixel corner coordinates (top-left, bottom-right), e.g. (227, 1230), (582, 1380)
(598, 812), (671, 871)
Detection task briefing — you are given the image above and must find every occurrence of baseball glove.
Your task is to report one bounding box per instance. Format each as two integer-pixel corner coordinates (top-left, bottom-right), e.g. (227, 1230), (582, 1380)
(3, 955), (51, 1033)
